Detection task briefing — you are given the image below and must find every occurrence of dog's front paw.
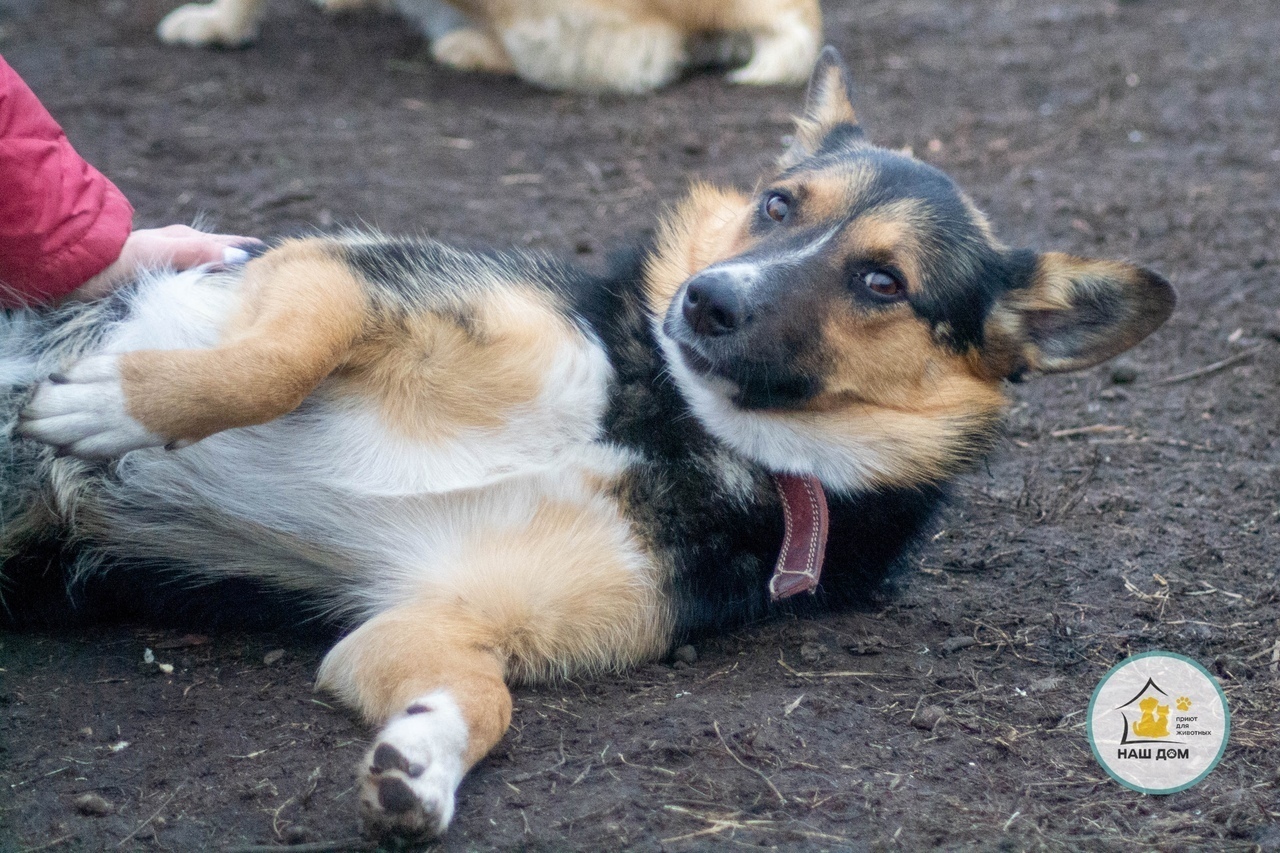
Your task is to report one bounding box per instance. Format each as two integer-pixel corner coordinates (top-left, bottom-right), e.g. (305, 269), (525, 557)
(157, 2), (259, 47)
(359, 691), (469, 840)
(17, 355), (166, 460)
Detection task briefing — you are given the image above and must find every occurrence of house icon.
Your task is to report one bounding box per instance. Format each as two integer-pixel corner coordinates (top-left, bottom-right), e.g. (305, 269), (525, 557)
(1115, 677), (1183, 744)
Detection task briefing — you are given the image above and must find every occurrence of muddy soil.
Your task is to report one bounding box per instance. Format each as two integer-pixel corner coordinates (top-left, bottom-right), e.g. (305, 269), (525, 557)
(2, 0), (1279, 850)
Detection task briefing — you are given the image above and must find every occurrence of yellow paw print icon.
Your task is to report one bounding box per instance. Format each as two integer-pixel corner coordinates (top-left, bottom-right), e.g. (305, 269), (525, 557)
(1176, 696), (1192, 711)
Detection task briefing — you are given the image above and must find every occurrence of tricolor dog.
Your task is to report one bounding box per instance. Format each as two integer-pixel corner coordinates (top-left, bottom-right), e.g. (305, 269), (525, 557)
(157, 0), (822, 93)
(2, 49), (1174, 839)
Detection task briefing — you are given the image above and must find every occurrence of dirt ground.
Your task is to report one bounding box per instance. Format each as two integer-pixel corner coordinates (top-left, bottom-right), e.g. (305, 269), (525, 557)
(2, 0), (1279, 850)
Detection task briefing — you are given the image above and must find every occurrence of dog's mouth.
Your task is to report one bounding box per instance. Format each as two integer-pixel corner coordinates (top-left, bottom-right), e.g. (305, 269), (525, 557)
(675, 342), (716, 377)
(664, 313), (731, 383)
(666, 328), (819, 411)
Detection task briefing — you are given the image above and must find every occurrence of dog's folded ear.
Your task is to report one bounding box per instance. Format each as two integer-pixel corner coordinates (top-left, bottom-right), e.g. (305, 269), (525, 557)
(985, 252), (1176, 377)
(780, 46), (866, 169)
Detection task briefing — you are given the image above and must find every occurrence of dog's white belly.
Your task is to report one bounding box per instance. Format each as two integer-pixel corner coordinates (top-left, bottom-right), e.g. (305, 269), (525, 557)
(95, 270), (637, 614)
(118, 422), (639, 607)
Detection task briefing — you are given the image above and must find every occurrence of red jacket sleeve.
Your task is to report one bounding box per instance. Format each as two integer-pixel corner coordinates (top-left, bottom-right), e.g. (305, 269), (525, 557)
(0, 56), (134, 306)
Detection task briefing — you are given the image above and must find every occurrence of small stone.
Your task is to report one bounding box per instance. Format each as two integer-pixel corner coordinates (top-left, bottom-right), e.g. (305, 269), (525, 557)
(79, 727), (94, 739)
(1109, 359), (1140, 384)
(1098, 388), (1130, 401)
(673, 645), (697, 665)
(263, 649), (286, 666)
(799, 642), (828, 664)
(910, 705), (947, 731)
(283, 825), (320, 845)
(1178, 623), (1213, 641)
(1101, 568), (1129, 593)
(74, 793), (114, 816)
(1029, 675), (1065, 694)
(847, 639), (883, 656)
(940, 636), (977, 654)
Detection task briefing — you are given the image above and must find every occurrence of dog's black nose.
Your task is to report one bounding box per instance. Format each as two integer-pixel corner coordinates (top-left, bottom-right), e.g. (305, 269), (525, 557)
(682, 272), (747, 337)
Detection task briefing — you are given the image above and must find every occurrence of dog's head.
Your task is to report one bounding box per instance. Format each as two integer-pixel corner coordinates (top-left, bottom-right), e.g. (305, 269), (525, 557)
(647, 47), (1174, 492)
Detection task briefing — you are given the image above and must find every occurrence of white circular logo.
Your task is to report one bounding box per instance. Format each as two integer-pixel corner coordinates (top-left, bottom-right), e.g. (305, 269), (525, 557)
(1087, 651), (1229, 794)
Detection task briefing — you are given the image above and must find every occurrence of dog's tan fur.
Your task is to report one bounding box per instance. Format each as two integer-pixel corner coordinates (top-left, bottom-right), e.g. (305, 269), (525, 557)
(317, 494), (667, 724)
(644, 183), (756, 313)
(158, 0), (822, 93)
(120, 240), (368, 443)
(335, 285), (583, 444)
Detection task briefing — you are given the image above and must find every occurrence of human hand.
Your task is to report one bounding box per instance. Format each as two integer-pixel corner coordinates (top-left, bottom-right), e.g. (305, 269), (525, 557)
(66, 225), (263, 302)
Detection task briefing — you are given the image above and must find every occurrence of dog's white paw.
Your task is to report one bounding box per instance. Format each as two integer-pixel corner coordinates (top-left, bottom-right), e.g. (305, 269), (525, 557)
(431, 28), (514, 73)
(313, 0), (387, 13)
(157, 2), (259, 47)
(17, 355), (166, 459)
(359, 690), (469, 840)
(727, 19), (819, 86)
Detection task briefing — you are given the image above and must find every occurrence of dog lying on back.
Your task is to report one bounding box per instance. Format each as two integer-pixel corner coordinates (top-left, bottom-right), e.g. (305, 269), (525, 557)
(3, 49), (1173, 839)
(157, 0), (822, 93)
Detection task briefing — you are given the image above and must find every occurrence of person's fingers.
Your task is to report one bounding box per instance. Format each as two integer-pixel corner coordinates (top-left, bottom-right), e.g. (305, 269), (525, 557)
(162, 236), (246, 270)
(127, 230), (263, 271)
(59, 228), (264, 303)
(183, 232), (264, 247)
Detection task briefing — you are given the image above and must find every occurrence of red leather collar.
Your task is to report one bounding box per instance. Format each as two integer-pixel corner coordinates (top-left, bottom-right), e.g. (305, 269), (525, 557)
(768, 473), (829, 601)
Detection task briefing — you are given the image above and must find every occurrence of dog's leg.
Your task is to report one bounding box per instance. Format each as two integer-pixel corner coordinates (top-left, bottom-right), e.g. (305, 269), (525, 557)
(478, 4), (686, 93)
(317, 607), (511, 839)
(157, 0), (269, 46)
(19, 240), (367, 458)
(392, 0), (515, 72)
(317, 495), (668, 838)
(721, 0), (822, 87)
(314, 0), (392, 12)
(431, 27), (516, 73)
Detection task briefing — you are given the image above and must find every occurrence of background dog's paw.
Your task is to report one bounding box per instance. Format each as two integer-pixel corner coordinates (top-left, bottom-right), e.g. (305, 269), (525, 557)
(431, 28), (514, 74)
(157, 3), (259, 47)
(17, 355), (166, 459)
(727, 25), (819, 86)
(358, 691), (468, 840)
(312, 0), (389, 13)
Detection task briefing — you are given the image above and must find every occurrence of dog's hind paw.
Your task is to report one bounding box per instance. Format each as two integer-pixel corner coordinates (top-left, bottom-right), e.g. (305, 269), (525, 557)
(727, 17), (820, 86)
(16, 355), (166, 460)
(431, 27), (515, 74)
(157, 2), (259, 47)
(313, 0), (388, 13)
(358, 691), (468, 840)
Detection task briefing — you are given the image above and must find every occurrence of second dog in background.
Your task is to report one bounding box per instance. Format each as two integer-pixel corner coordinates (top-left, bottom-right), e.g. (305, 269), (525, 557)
(158, 0), (822, 93)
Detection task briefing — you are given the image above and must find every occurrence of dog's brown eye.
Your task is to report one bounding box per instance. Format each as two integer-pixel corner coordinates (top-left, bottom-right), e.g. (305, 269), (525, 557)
(865, 270), (904, 298)
(764, 193), (790, 222)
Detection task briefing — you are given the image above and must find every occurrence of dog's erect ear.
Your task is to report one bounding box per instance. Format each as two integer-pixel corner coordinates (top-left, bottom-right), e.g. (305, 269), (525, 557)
(779, 46), (864, 169)
(987, 252), (1176, 377)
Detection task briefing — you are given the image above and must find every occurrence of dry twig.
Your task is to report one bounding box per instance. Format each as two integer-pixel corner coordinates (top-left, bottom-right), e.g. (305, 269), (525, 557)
(1154, 344), (1265, 385)
(713, 721), (786, 806)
